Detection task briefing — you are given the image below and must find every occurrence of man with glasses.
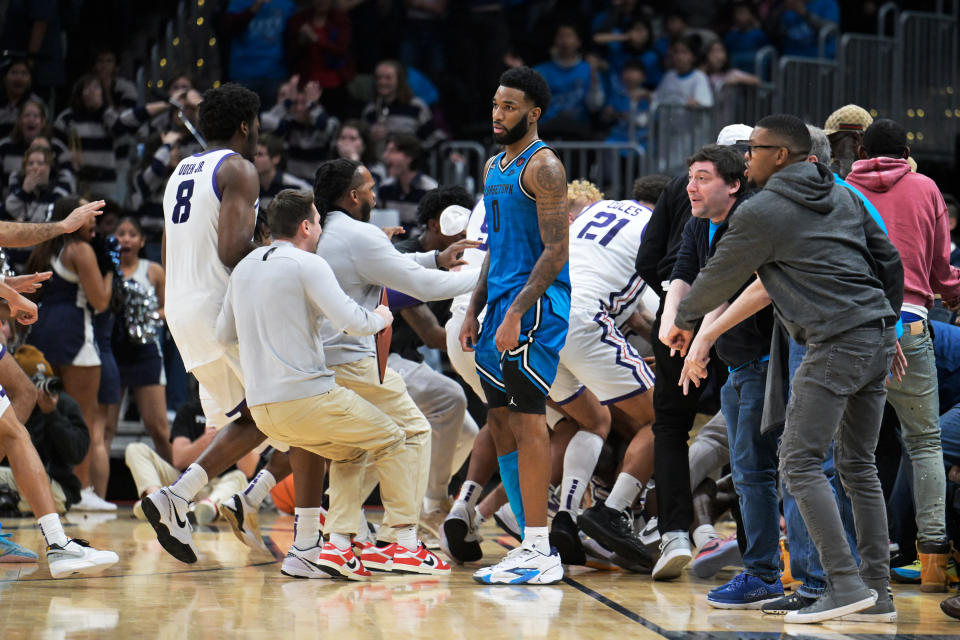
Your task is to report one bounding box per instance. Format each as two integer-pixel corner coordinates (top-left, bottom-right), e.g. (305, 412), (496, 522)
(664, 114), (903, 624)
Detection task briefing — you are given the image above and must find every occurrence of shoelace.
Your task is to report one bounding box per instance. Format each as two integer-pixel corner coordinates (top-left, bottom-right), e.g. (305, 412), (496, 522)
(725, 572), (749, 590)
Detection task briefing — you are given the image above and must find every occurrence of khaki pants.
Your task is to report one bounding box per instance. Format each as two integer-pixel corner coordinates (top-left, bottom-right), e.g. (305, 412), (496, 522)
(250, 362), (427, 536)
(124, 442), (248, 505)
(0, 466), (67, 514)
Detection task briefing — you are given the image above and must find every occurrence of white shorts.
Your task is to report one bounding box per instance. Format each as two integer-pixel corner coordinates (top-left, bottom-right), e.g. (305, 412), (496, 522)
(0, 385), (11, 419)
(549, 307), (655, 406)
(445, 304), (487, 402)
(192, 347), (246, 429)
(546, 405), (565, 430)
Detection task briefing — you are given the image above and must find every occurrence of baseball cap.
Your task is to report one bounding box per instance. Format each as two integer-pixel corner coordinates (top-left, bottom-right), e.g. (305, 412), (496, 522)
(716, 124), (753, 146)
(823, 104), (874, 135)
(439, 204), (471, 236)
(15, 345), (53, 379)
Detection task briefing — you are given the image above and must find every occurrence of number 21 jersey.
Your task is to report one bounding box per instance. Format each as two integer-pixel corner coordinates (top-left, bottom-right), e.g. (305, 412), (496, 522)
(162, 148), (257, 370)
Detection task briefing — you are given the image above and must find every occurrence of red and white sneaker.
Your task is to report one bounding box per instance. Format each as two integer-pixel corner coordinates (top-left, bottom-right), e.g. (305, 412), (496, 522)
(360, 542), (398, 572)
(393, 543), (451, 576)
(315, 542), (371, 581)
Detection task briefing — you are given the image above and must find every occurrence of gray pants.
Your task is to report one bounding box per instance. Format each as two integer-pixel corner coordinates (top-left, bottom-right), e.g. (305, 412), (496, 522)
(689, 411), (729, 490)
(780, 324), (896, 586)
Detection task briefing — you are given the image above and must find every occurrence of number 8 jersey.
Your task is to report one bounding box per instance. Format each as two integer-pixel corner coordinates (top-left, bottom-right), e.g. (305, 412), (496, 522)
(568, 199), (653, 315)
(162, 148), (258, 370)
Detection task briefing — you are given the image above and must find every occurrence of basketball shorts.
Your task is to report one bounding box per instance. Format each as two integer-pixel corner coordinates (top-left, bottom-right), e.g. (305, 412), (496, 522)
(445, 304), (487, 402)
(549, 306), (655, 406)
(475, 284), (570, 414)
(192, 346), (247, 430)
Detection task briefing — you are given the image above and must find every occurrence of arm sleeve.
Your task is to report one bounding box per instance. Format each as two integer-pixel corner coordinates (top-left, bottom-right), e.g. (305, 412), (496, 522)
(302, 256), (386, 335)
(669, 216), (700, 285)
(354, 226), (478, 300)
(410, 251), (438, 269)
(929, 190), (960, 299)
(694, 71), (715, 107)
(134, 144), (172, 208)
(259, 102), (288, 133)
(4, 189), (28, 221)
(675, 204), (772, 329)
(46, 396), (90, 465)
(861, 205), (905, 313)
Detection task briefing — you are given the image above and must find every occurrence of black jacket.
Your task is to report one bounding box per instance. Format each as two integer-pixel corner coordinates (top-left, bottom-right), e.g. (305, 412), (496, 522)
(635, 173), (691, 299)
(23, 393), (89, 507)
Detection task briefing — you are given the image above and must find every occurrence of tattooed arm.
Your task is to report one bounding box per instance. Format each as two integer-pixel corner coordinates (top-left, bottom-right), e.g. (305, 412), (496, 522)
(495, 149), (568, 351)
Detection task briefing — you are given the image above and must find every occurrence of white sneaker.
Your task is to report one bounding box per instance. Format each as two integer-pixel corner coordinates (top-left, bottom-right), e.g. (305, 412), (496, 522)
(73, 487), (117, 512)
(493, 504), (522, 541)
(280, 545), (333, 579)
(140, 488), (198, 563)
(473, 545), (563, 585)
(190, 499), (218, 526)
(639, 516), (660, 548)
(219, 493), (268, 553)
(652, 530), (692, 581)
(47, 538), (119, 578)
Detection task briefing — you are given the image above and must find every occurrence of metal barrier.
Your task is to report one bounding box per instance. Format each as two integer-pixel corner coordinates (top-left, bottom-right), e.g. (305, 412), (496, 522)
(717, 83), (775, 127)
(551, 142), (648, 200)
(649, 105), (717, 175)
(898, 10), (960, 159)
(774, 56), (838, 126)
(427, 141), (489, 195)
(836, 33), (901, 120)
(818, 23), (839, 59)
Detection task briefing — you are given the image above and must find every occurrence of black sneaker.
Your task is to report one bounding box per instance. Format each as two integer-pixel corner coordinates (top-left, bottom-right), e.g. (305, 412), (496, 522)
(761, 591), (817, 615)
(578, 501), (654, 569)
(549, 511), (586, 565)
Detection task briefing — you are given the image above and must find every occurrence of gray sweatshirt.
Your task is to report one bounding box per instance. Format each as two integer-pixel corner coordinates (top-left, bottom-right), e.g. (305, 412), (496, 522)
(676, 161), (904, 345)
(317, 210), (479, 365)
(215, 241), (386, 406)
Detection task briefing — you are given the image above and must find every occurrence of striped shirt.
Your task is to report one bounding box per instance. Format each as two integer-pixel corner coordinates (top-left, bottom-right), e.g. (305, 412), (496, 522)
(0, 136), (76, 197)
(361, 97), (446, 149)
(261, 100), (339, 182)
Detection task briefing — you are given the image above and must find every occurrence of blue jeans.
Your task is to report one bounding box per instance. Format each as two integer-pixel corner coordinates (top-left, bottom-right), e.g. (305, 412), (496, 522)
(721, 360), (781, 581)
(782, 338), (860, 597)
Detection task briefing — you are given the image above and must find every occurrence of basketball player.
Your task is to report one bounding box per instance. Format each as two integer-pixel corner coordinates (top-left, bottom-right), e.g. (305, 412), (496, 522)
(460, 66), (570, 585)
(141, 83), (277, 563)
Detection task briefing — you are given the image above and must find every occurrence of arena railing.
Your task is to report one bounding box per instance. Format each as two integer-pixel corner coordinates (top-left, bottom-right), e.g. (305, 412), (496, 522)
(836, 33), (901, 121)
(551, 141), (649, 200)
(774, 56), (838, 128)
(649, 104), (718, 176)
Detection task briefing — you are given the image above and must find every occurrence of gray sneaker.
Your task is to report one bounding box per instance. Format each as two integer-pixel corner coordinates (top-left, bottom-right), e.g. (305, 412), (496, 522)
(651, 530), (691, 581)
(839, 597), (897, 623)
(784, 585), (876, 624)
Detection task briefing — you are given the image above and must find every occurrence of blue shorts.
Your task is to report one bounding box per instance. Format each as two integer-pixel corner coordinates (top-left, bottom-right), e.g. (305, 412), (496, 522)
(475, 284), (570, 412)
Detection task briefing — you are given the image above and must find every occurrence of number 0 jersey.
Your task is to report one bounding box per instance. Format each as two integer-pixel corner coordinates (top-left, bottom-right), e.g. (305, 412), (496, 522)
(568, 199), (653, 317)
(163, 148), (258, 370)
(482, 139), (570, 306)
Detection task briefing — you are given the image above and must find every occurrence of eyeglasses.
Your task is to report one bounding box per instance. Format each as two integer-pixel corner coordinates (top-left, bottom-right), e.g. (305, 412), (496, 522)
(745, 144), (787, 157)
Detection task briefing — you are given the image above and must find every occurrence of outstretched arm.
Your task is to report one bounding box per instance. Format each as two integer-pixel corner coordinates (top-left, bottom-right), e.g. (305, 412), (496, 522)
(0, 200), (104, 248)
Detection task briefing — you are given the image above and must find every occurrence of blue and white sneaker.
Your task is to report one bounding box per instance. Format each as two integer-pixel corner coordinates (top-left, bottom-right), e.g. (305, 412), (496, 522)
(707, 571), (784, 609)
(0, 532), (38, 562)
(473, 545), (564, 585)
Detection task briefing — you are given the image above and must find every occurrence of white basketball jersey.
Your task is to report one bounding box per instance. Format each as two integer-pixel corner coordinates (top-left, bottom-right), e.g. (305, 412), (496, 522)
(163, 148), (258, 370)
(568, 199), (653, 318)
(451, 198), (489, 312)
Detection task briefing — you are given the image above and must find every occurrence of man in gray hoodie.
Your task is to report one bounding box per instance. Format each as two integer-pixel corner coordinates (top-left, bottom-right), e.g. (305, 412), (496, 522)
(664, 114), (903, 624)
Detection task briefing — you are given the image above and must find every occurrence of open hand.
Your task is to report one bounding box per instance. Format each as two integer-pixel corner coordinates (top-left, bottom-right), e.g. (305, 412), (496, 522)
(437, 239), (481, 269)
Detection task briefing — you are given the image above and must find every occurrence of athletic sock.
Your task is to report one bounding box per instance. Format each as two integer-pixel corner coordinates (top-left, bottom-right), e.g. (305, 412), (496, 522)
(329, 532), (351, 550)
(560, 431), (604, 520)
(243, 469), (276, 508)
(692, 524), (720, 550)
(605, 472), (644, 513)
(37, 512), (68, 548)
(397, 526), (418, 550)
(293, 508), (323, 549)
(171, 463), (209, 501)
(497, 450), (525, 530)
(354, 509), (371, 543)
(523, 526), (550, 555)
(457, 480), (483, 510)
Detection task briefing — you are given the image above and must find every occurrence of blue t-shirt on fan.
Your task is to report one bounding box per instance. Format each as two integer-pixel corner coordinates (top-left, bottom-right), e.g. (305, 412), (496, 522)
(228, 0), (297, 81)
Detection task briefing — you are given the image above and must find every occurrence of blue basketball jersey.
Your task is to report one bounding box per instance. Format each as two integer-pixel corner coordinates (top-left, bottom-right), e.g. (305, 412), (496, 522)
(482, 139), (571, 305)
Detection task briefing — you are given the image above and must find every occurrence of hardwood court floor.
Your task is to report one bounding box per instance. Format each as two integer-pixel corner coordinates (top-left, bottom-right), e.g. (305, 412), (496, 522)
(1, 509), (959, 640)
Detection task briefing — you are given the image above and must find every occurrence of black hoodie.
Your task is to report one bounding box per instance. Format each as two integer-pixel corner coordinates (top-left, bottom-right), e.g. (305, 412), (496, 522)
(674, 161), (903, 345)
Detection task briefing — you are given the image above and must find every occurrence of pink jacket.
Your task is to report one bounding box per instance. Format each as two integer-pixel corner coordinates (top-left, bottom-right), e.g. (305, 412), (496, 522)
(846, 156), (960, 310)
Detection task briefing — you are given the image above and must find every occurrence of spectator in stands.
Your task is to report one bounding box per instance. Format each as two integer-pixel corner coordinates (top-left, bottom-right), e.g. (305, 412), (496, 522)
(332, 119), (387, 185)
(0, 99), (75, 196)
(633, 173), (672, 209)
(398, 0), (447, 75)
(261, 76), (339, 183)
(724, 2), (771, 73)
(0, 345), (89, 515)
(361, 60), (445, 155)
(224, 0), (298, 104)
(653, 38), (714, 109)
(92, 47), (138, 110)
(285, 0), (355, 115)
(595, 18), (664, 89)
(3, 144), (68, 223)
(0, 58), (42, 141)
(125, 393), (257, 525)
(254, 134), (311, 211)
(701, 40), (760, 97)
(772, 0), (840, 58)
(534, 24), (605, 136)
(53, 74), (143, 200)
(600, 60), (651, 147)
(0, 1), (65, 95)
(591, 0), (642, 35)
(25, 196), (113, 510)
(378, 132), (439, 231)
(654, 11), (690, 58)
